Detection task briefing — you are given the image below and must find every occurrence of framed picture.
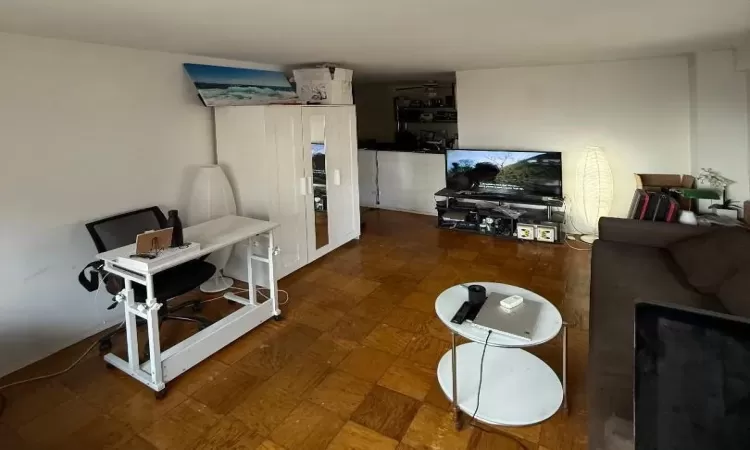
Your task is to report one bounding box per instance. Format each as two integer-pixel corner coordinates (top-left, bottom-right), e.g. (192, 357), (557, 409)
(183, 63), (298, 106)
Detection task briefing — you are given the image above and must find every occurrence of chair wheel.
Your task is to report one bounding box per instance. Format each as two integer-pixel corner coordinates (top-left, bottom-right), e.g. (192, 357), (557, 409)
(99, 339), (112, 355)
(191, 302), (204, 312)
(154, 388), (168, 400)
(273, 314), (283, 322)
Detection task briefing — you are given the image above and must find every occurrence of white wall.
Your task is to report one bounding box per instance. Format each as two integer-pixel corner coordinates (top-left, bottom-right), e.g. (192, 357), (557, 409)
(691, 50), (750, 210)
(457, 57), (692, 232)
(0, 32), (279, 377)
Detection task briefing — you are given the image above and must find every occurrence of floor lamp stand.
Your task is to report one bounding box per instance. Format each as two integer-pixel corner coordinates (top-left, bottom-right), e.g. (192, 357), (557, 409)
(201, 271), (234, 293)
(579, 234), (598, 244)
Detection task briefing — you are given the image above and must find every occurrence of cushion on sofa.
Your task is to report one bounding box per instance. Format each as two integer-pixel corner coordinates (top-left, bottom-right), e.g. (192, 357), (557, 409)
(667, 227), (750, 294)
(717, 264), (750, 318)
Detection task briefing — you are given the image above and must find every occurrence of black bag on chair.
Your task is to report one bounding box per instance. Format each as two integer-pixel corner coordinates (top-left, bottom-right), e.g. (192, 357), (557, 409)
(78, 261), (123, 309)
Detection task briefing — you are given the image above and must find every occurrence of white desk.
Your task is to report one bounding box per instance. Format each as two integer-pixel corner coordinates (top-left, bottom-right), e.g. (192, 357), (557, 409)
(97, 215), (279, 395)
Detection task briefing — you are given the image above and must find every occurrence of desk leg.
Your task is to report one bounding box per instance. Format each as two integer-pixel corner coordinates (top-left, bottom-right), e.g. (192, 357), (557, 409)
(562, 322), (569, 415)
(123, 279), (139, 372)
(145, 274), (163, 389)
(246, 236), (257, 306)
(452, 331), (461, 430)
(268, 231), (280, 317)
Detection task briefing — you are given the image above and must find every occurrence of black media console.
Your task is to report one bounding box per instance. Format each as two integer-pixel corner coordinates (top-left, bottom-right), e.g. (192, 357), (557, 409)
(434, 188), (565, 244)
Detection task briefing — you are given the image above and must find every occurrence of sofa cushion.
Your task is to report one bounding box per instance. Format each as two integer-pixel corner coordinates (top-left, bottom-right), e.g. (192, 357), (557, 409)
(667, 227), (750, 294)
(717, 264), (750, 318)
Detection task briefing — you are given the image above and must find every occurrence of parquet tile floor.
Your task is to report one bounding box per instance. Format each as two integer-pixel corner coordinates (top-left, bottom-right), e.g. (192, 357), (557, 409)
(0, 209), (590, 449)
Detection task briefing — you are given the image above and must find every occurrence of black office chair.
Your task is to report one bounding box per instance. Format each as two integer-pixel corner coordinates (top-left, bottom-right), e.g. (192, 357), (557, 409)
(80, 206), (217, 357)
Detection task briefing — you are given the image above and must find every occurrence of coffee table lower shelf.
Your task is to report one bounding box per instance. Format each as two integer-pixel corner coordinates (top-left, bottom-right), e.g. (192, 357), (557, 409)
(437, 343), (563, 427)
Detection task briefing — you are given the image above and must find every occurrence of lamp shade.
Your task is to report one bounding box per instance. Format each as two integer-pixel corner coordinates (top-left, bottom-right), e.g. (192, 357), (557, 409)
(187, 165), (237, 225)
(187, 165), (237, 292)
(575, 147), (613, 242)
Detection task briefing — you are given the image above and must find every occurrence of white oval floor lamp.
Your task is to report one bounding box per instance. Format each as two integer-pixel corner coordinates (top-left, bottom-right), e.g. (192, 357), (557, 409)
(187, 165), (237, 293)
(575, 147), (613, 244)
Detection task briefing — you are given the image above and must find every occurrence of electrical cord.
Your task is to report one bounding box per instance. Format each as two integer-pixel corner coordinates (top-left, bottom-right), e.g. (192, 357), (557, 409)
(0, 320), (125, 417)
(564, 238), (591, 252)
(469, 330), (531, 450)
(200, 287), (290, 306)
(471, 331), (492, 422)
(0, 285), (290, 419)
(0, 271), (119, 418)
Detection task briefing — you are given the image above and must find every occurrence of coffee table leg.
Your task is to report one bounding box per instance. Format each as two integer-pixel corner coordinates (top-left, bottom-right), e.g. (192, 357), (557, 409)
(562, 322), (569, 415)
(451, 331), (462, 430)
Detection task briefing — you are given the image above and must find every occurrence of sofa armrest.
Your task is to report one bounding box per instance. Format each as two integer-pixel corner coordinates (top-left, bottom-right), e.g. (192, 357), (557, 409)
(598, 217), (711, 248)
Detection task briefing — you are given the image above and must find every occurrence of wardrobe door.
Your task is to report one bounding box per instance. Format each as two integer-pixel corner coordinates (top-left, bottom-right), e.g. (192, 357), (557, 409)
(266, 106), (308, 279)
(301, 107), (337, 262)
(324, 106), (360, 247)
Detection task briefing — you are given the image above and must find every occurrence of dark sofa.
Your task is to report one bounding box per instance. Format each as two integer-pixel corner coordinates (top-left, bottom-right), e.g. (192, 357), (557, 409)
(588, 217), (750, 450)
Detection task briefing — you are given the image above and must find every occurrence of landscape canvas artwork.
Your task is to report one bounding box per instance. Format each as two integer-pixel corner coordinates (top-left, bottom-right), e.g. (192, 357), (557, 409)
(183, 63), (298, 106)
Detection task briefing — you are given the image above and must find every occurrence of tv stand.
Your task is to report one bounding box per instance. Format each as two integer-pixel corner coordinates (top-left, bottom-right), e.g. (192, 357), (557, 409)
(434, 188), (565, 244)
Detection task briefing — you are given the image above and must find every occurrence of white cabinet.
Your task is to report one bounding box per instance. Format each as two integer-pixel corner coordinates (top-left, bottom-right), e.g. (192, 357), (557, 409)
(358, 150), (378, 208)
(215, 105), (359, 281)
(360, 150), (445, 216)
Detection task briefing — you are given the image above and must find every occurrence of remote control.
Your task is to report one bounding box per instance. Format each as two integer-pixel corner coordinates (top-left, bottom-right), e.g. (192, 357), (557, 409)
(451, 302), (472, 324)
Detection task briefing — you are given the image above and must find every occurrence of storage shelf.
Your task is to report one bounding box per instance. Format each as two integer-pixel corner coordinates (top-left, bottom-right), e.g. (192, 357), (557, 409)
(397, 106), (457, 112)
(437, 224), (519, 240)
(402, 120), (457, 124)
(437, 344), (563, 426)
(435, 188), (564, 207)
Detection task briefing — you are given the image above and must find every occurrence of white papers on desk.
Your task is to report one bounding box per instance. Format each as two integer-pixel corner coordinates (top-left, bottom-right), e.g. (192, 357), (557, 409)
(115, 242), (201, 272)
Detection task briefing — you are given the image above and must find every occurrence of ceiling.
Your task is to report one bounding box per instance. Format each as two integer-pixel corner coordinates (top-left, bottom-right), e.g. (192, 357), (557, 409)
(1, 0), (748, 79)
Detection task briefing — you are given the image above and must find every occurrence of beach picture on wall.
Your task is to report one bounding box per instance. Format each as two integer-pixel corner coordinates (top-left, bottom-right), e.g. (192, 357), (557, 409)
(183, 63), (298, 106)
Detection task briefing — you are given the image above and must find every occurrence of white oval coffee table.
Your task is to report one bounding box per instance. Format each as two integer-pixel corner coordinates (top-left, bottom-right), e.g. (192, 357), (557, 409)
(435, 282), (567, 428)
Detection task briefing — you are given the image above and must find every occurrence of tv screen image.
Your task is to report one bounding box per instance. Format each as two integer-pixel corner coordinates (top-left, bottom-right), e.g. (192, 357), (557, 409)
(445, 149), (562, 198)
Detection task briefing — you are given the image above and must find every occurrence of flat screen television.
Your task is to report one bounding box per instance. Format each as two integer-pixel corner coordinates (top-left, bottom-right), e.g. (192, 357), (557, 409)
(635, 302), (750, 450)
(445, 149), (562, 199)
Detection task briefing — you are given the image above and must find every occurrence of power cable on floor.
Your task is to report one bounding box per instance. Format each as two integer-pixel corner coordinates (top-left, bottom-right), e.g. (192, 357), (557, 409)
(0, 285), (291, 419)
(471, 331), (492, 422)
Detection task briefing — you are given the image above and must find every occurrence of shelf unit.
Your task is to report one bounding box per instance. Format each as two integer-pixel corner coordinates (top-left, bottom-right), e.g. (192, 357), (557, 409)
(435, 189), (565, 244)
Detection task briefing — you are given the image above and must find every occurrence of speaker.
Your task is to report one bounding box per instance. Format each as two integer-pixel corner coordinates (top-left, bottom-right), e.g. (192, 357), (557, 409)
(517, 224), (535, 240)
(536, 225), (556, 243)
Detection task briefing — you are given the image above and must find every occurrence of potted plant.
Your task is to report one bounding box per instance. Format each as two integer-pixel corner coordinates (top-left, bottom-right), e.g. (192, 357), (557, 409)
(697, 168), (740, 219)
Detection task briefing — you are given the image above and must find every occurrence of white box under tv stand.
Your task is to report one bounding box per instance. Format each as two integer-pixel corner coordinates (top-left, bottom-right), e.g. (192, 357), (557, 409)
(434, 188), (565, 244)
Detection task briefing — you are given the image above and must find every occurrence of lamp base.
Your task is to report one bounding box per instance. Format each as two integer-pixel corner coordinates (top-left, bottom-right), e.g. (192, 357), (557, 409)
(200, 275), (234, 293)
(580, 234), (598, 244)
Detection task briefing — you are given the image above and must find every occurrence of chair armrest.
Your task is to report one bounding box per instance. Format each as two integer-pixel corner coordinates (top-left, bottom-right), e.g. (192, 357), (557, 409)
(597, 217), (711, 248)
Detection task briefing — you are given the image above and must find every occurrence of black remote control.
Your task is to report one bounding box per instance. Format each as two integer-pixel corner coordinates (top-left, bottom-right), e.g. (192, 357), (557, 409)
(451, 302), (472, 324)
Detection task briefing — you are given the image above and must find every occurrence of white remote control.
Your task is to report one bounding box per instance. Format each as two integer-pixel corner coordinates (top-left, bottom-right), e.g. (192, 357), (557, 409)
(500, 294), (523, 310)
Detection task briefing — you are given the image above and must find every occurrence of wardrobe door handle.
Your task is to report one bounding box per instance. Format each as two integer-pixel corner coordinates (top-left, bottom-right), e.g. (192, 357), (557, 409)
(307, 177), (313, 195)
(299, 177), (306, 196)
(333, 169), (341, 186)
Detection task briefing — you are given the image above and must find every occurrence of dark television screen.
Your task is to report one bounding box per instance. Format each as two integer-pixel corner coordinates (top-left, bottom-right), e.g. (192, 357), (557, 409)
(635, 302), (750, 450)
(445, 149), (562, 198)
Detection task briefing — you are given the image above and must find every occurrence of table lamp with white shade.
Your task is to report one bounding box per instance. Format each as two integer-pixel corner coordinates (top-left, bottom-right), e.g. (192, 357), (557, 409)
(187, 165), (237, 292)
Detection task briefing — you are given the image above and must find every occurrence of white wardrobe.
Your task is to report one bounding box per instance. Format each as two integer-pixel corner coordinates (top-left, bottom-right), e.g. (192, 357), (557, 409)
(215, 105), (360, 282)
